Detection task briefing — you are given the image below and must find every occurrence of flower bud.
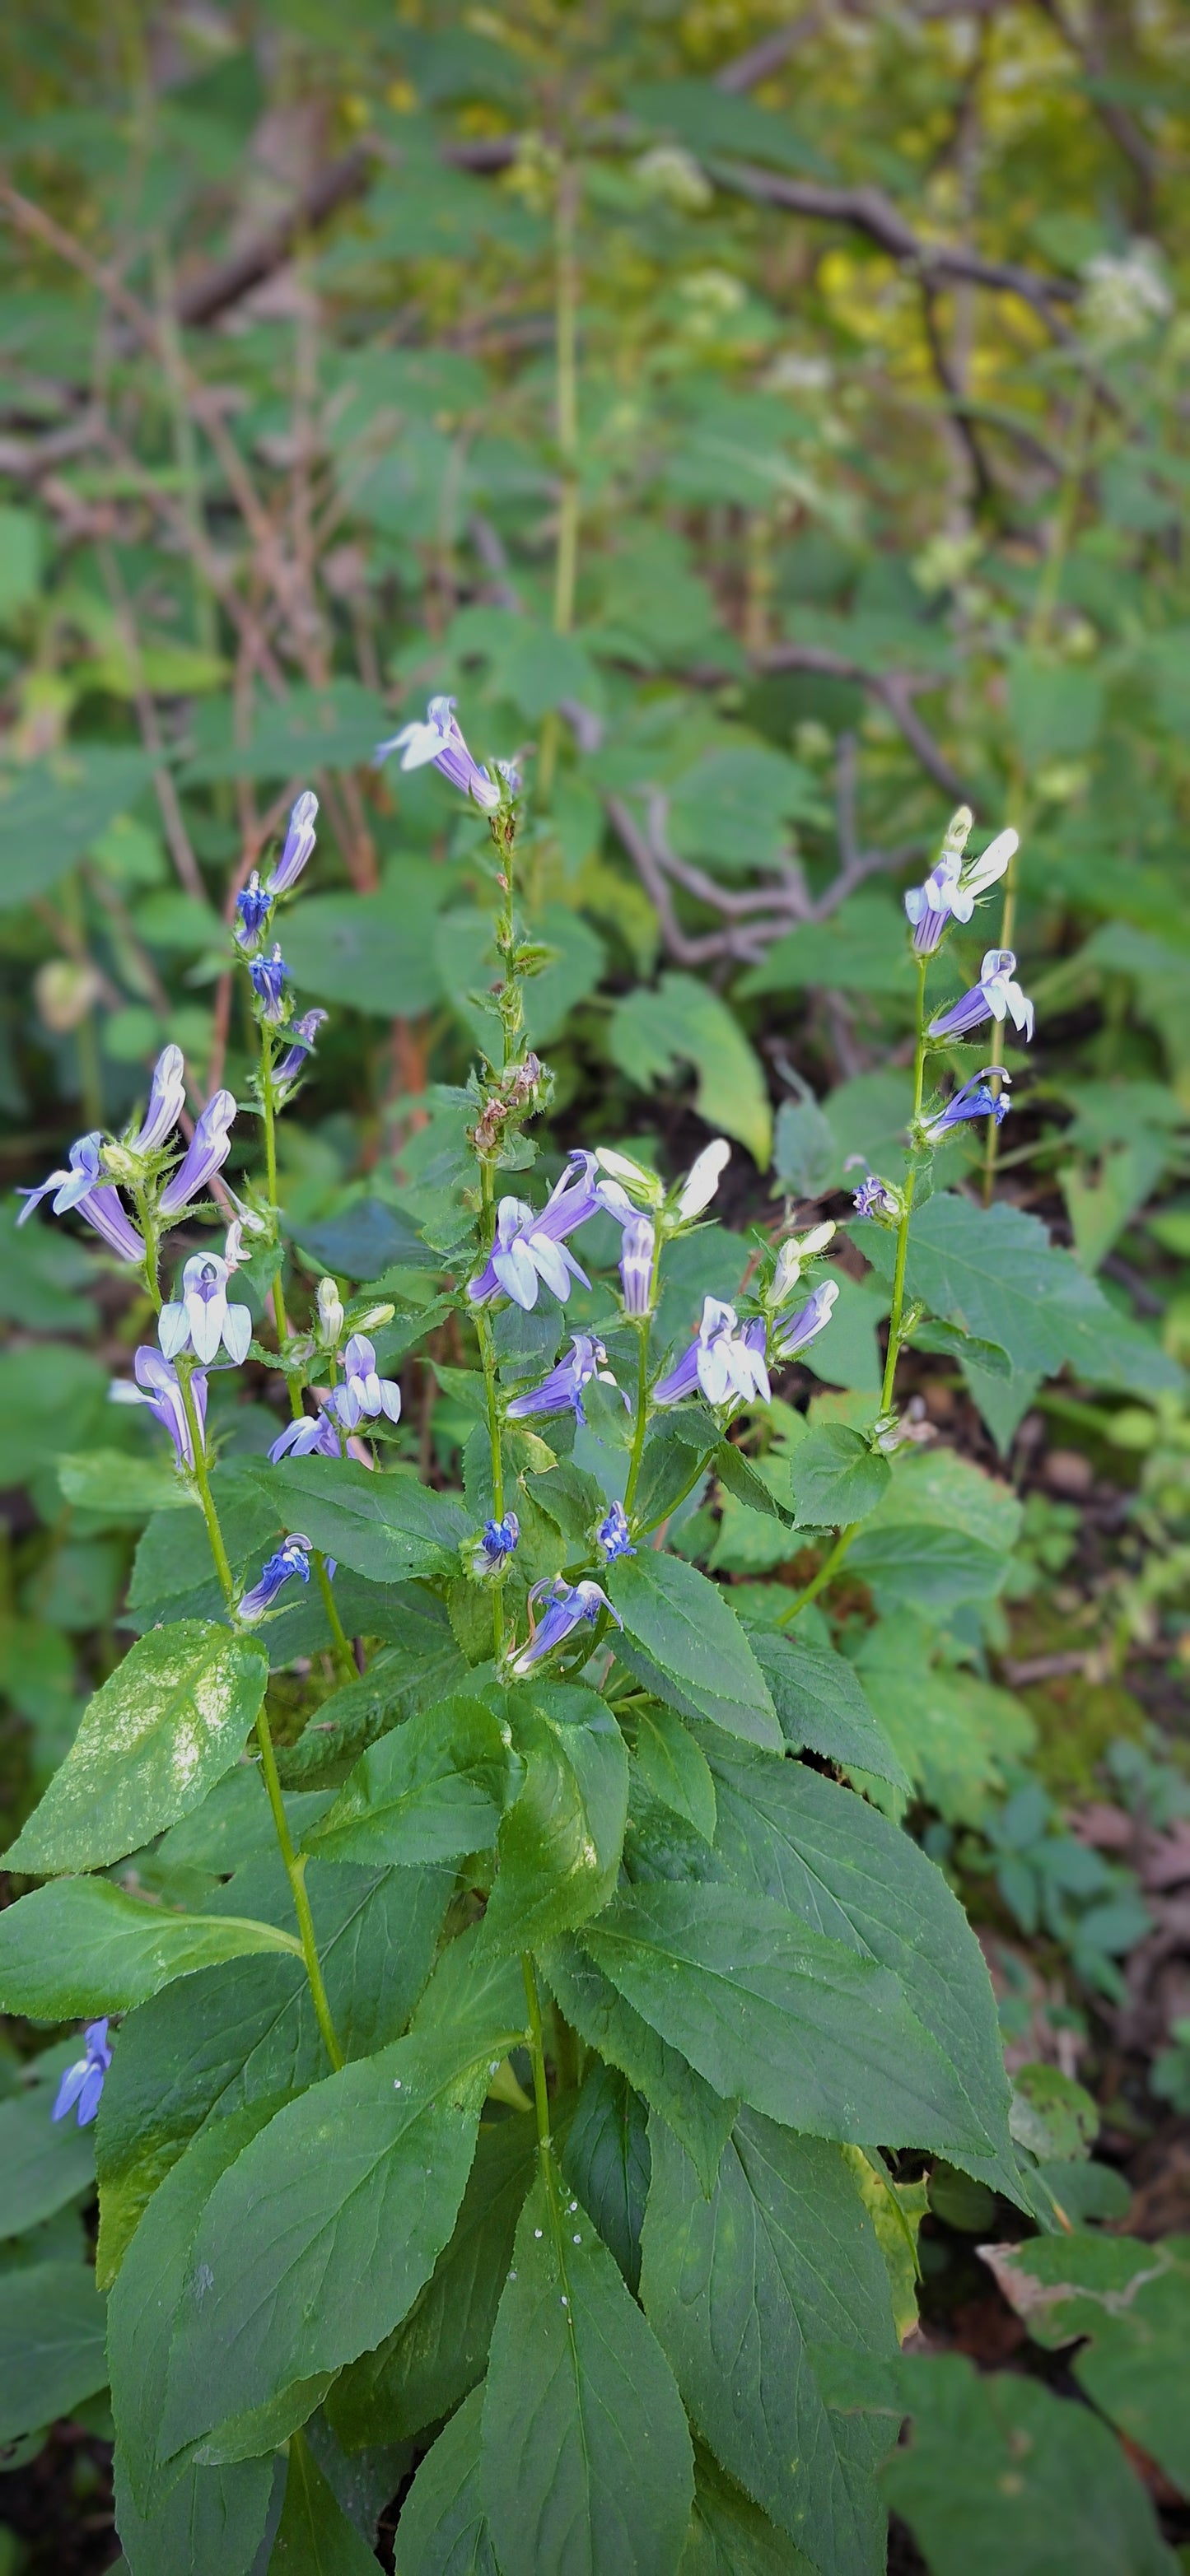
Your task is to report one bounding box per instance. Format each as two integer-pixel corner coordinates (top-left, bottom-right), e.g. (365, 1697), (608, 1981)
(315, 1278), (345, 1349)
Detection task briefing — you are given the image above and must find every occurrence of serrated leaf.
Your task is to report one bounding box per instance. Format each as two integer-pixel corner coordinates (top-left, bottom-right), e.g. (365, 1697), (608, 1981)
(248, 1458), (469, 1585)
(0, 2260), (108, 2439)
(562, 2063), (651, 2294)
(58, 1450), (198, 1523)
(394, 2384), (497, 2576)
(301, 1694), (511, 1870)
(6, 1624), (268, 1876)
(608, 973), (772, 1167)
(610, 1555), (781, 1751)
(581, 1883), (991, 2153)
(641, 2113), (895, 2576)
(481, 2155), (694, 2576)
(713, 1441), (796, 1526)
(480, 1684), (628, 1956)
(745, 1631), (909, 1792)
(112, 2446), (278, 2576)
(681, 2445), (814, 2575)
(542, 1936), (737, 2196)
(632, 1703), (717, 1845)
(789, 1426), (890, 1530)
(0, 1878), (302, 2020)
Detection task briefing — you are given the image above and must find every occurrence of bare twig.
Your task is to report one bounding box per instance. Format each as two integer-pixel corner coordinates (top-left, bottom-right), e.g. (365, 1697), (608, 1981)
(174, 148), (373, 328)
(716, 14), (819, 91)
(709, 162), (1077, 324)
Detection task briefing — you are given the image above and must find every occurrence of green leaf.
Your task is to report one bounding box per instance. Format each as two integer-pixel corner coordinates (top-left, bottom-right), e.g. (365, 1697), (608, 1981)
(393, 2384), (497, 2576)
(702, 1750), (1017, 2196)
(277, 1608), (469, 1791)
(983, 2232), (1190, 2501)
(302, 1694), (511, 1870)
(5, 1624), (268, 1876)
(850, 1619), (1034, 1824)
(282, 878), (449, 1019)
(180, 679), (387, 785)
(631, 1703), (717, 1846)
(328, 2112), (537, 2448)
(608, 973), (772, 1167)
(542, 1936), (737, 2196)
(112, 2448), (278, 2576)
(562, 2063), (651, 2295)
(158, 2028), (523, 2464)
(582, 1883), (990, 2153)
(0, 1878), (302, 2020)
(0, 2082), (95, 2238)
(0, 747), (154, 906)
(712, 1440), (796, 1526)
(0, 1343), (109, 1487)
(58, 1450), (198, 1525)
(610, 1555), (781, 1751)
(481, 1684), (628, 1955)
(95, 1862), (449, 2282)
(667, 744), (824, 873)
(250, 1459), (469, 1585)
(642, 2113), (895, 2576)
(1006, 653), (1104, 766)
(739, 892), (914, 1001)
(0, 2260), (108, 2439)
(861, 1194), (1182, 1400)
(744, 1631), (909, 1792)
(481, 2155), (694, 2576)
(680, 2445), (815, 2576)
(882, 2354), (1176, 2576)
(268, 2426), (379, 2572)
(789, 1426), (890, 1530)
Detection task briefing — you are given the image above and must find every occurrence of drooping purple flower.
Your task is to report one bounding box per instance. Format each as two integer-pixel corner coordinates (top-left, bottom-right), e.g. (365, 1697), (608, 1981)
(509, 1576), (622, 1676)
(16, 1133), (146, 1265)
(474, 1512), (520, 1575)
(903, 813), (1017, 956)
(159, 1251), (252, 1367)
(329, 1334), (403, 1432)
(52, 2019), (111, 2128)
(375, 696), (516, 813)
(928, 948), (1034, 1045)
(619, 1216), (656, 1318)
(770, 1278), (838, 1363)
(128, 1046), (187, 1156)
(920, 1068), (1012, 1145)
(250, 945), (290, 1024)
(505, 1334), (616, 1424)
(110, 1346), (209, 1468)
(159, 1089), (237, 1220)
(598, 1500), (636, 1561)
(273, 1009), (328, 1090)
(654, 1297), (770, 1411)
(235, 872), (273, 951)
(269, 1407), (341, 1462)
(468, 1153), (604, 1311)
(852, 1173), (899, 1220)
(267, 790), (319, 895)
(240, 1533), (314, 1623)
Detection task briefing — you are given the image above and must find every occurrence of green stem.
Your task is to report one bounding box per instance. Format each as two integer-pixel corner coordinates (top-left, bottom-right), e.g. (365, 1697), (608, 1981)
(777, 1521), (859, 1627)
(254, 1704), (343, 2071)
(178, 1365), (236, 1605)
(521, 1953), (552, 2156)
(880, 952), (928, 1415)
(623, 1322), (652, 1519)
(133, 1184), (162, 1315)
(315, 1552), (355, 1684)
(259, 1020), (289, 1344)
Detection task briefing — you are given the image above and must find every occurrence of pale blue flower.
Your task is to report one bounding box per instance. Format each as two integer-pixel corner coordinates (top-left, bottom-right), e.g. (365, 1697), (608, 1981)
(159, 1088), (237, 1219)
(128, 1046), (187, 1156)
(598, 1501), (636, 1561)
(474, 1513), (520, 1574)
(268, 790), (319, 894)
(619, 1216), (656, 1317)
(468, 1153), (604, 1311)
(110, 1346), (208, 1467)
(16, 1132), (145, 1264)
(330, 1335), (402, 1431)
(240, 1534), (315, 1622)
(904, 813), (1017, 955)
(160, 1252), (252, 1367)
(920, 1069), (1012, 1144)
(509, 1577), (622, 1676)
(505, 1335), (615, 1423)
(770, 1279), (838, 1363)
(52, 2020), (111, 2127)
(654, 1297), (769, 1409)
(375, 696), (517, 813)
(273, 1009), (328, 1091)
(269, 1409), (340, 1462)
(928, 948), (1034, 1045)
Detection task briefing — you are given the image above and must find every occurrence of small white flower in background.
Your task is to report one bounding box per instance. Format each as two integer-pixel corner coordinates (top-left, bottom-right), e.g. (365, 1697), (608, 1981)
(1081, 244), (1173, 353)
(675, 1138), (730, 1220)
(159, 1252), (253, 1366)
(634, 144), (712, 212)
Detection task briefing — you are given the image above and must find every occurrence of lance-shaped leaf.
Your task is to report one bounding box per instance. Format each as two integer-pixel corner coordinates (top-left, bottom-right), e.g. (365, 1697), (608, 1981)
(302, 1694), (512, 1871)
(157, 2024), (525, 2466)
(562, 2062), (651, 2295)
(631, 1704), (717, 1846)
(610, 1555), (782, 1751)
(581, 1884), (989, 2153)
(394, 2384), (497, 2576)
(480, 1684), (628, 1957)
(641, 2114), (895, 2576)
(0, 2261), (108, 2440)
(4, 1623), (268, 1876)
(541, 1936), (737, 2197)
(743, 1633), (908, 1791)
(249, 1457), (469, 1585)
(267, 2427), (380, 2573)
(481, 2157), (694, 2576)
(682, 2444), (814, 2575)
(0, 1877), (302, 2020)
(112, 2447), (280, 2576)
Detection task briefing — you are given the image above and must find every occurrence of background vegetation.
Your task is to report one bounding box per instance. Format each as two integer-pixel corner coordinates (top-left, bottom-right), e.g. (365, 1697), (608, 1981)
(0, 0), (1188, 2567)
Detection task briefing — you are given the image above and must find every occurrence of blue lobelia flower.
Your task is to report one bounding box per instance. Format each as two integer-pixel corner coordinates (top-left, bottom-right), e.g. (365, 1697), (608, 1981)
(468, 1153), (606, 1311)
(235, 871), (273, 951)
(329, 1335), (403, 1431)
(619, 1215), (656, 1317)
(505, 1334), (617, 1424)
(770, 1278), (838, 1363)
(159, 1088), (237, 1221)
(240, 1534), (315, 1623)
(267, 790), (319, 895)
(269, 1406), (341, 1462)
(127, 1044), (187, 1156)
(928, 948), (1034, 1045)
(375, 696), (518, 813)
(160, 1252), (253, 1366)
(598, 1500), (636, 1561)
(110, 1346), (209, 1467)
(654, 1297), (770, 1410)
(473, 1512), (520, 1575)
(16, 1131), (145, 1265)
(903, 810), (1018, 955)
(250, 945), (290, 1023)
(273, 1008), (328, 1092)
(509, 1577), (622, 1676)
(852, 1172), (899, 1219)
(920, 1069), (1012, 1144)
(53, 2019), (112, 2127)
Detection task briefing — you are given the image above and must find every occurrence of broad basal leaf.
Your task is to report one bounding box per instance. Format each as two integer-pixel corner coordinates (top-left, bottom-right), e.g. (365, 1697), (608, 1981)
(113, 2447), (278, 2576)
(0, 2260), (108, 2440)
(0, 1877), (302, 2020)
(268, 2427), (379, 2573)
(480, 1684), (628, 1956)
(481, 2156), (694, 2576)
(302, 1694), (511, 1871)
(641, 2113), (895, 2576)
(581, 1883), (989, 2152)
(5, 1624), (268, 1876)
(542, 1936), (737, 2197)
(562, 2063), (651, 2295)
(610, 1555), (782, 1751)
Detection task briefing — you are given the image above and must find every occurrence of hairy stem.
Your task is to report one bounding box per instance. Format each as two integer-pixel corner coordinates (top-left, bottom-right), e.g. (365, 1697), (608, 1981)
(259, 1019), (289, 1344)
(880, 952), (928, 1414)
